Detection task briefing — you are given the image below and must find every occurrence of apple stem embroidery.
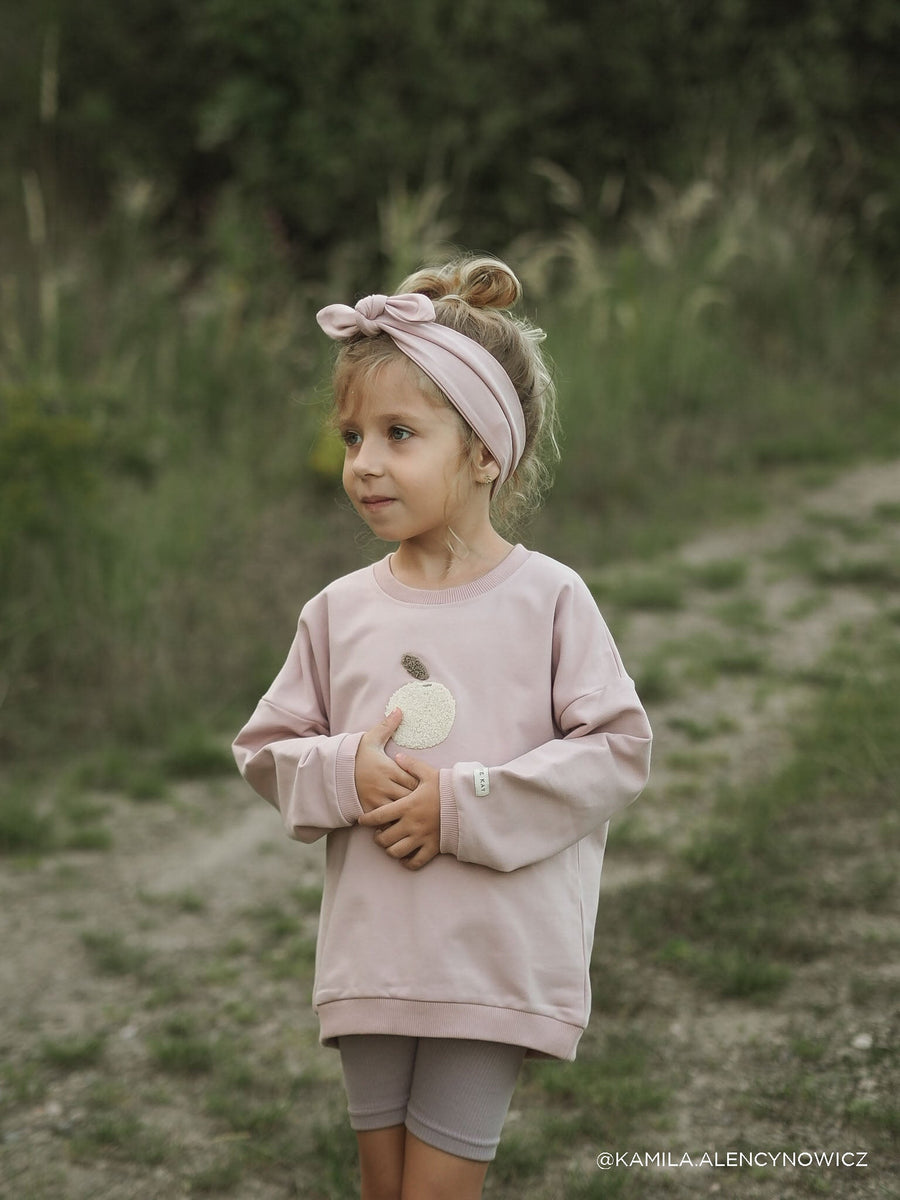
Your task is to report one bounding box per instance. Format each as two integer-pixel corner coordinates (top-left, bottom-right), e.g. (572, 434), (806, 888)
(386, 653), (456, 749)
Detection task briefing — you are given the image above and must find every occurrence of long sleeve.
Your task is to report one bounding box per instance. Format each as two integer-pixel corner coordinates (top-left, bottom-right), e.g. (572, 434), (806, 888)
(232, 603), (364, 843)
(437, 576), (651, 872)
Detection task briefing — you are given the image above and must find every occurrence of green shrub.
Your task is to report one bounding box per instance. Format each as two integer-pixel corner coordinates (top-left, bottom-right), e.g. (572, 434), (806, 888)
(0, 786), (54, 854)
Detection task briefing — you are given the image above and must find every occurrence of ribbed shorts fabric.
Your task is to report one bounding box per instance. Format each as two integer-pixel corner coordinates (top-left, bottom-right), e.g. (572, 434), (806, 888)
(338, 1034), (526, 1162)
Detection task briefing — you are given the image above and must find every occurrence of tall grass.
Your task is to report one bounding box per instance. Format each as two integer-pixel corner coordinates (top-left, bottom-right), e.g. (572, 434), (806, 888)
(2, 184), (341, 754)
(2, 157), (898, 759)
(514, 150), (899, 560)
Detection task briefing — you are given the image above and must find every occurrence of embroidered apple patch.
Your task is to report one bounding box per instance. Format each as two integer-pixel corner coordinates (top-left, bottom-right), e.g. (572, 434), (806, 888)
(386, 654), (456, 749)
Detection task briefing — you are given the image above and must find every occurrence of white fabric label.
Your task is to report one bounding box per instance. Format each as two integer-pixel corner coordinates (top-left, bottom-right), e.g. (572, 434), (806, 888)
(473, 766), (490, 797)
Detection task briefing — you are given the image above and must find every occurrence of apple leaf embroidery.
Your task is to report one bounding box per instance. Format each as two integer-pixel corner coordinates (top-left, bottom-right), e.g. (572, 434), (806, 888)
(401, 653), (429, 680)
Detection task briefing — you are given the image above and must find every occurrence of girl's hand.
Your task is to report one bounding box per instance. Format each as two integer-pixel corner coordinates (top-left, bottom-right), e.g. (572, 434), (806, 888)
(358, 753), (441, 870)
(354, 709), (418, 813)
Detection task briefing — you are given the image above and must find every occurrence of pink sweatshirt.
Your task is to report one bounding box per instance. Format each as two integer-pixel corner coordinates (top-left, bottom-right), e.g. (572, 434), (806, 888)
(233, 545), (651, 1060)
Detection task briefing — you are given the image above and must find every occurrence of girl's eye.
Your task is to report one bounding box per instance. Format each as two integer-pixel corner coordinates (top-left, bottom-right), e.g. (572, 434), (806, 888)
(389, 427), (412, 442)
(341, 430), (361, 447)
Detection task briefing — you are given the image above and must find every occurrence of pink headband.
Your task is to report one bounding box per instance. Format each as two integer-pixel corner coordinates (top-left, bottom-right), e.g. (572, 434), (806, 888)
(316, 293), (526, 486)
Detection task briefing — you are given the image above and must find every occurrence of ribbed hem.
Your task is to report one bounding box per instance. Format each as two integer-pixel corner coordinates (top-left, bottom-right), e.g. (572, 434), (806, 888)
(334, 732), (364, 824)
(317, 997), (582, 1061)
(438, 769), (459, 857)
(405, 1110), (500, 1163)
(347, 1104), (407, 1133)
(371, 544), (530, 606)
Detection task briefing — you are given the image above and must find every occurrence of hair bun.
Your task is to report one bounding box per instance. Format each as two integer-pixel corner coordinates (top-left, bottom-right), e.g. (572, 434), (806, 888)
(401, 256), (521, 310)
(455, 257), (521, 309)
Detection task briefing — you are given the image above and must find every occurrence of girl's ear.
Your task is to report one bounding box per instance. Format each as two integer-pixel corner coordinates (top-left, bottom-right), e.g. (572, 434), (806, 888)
(474, 442), (500, 487)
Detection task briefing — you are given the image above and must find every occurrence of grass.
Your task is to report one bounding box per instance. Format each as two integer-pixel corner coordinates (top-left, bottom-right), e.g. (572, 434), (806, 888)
(811, 555), (900, 590)
(873, 501), (900, 522)
(633, 629), (770, 698)
(0, 776), (115, 856)
(1, 1059), (48, 1107)
(72, 748), (169, 801)
(0, 785), (55, 854)
(188, 1152), (248, 1194)
(39, 1033), (106, 1071)
(80, 929), (152, 977)
(618, 620), (900, 1007)
(632, 656), (680, 705)
(160, 729), (237, 780)
(68, 1110), (169, 1167)
(592, 570), (686, 612)
(147, 1016), (219, 1075)
(713, 593), (770, 633)
(530, 1033), (669, 1137)
(705, 641), (768, 676)
(667, 713), (739, 742)
(138, 887), (207, 915)
(71, 729), (233, 801)
(686, 558), (749, 591)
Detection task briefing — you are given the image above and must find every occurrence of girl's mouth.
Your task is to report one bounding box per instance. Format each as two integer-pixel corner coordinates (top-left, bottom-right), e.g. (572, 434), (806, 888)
(361, 496), (395, 511)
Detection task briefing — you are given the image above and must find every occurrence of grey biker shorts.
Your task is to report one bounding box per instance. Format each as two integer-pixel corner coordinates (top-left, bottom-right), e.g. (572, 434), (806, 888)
(338, 1034), (526, 1162)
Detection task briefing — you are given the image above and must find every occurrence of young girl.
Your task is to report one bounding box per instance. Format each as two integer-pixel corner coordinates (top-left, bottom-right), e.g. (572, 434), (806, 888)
(233, 255), (652, 1200)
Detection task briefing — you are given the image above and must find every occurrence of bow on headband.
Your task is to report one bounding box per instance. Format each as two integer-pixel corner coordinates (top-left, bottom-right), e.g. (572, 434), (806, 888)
(316, 293), (525, 486)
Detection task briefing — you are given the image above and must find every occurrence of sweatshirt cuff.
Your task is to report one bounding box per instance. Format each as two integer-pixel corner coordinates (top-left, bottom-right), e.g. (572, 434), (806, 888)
(335, 732), (365, 824)
(438, 768), (460, 857)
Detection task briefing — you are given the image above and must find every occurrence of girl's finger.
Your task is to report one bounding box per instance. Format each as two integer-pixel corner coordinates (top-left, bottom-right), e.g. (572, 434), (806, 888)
(359, 800), (401, 827)
(389, 765), (418, 790)
(387, 837), (419, 860)
(394, 751), (429, 779)
(374, 826), (403, 850)
(401, 845), (435, 870)
(369, 705), (405, 744)
(363, 708), (404, 751)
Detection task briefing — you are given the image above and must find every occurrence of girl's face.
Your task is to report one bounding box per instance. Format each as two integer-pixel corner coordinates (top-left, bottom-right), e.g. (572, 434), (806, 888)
(338, 359), (493, 548)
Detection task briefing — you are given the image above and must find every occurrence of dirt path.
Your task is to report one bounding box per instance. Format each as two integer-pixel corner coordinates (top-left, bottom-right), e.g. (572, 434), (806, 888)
(603, 456), (900, 854)
(1, 456), (897, 1199)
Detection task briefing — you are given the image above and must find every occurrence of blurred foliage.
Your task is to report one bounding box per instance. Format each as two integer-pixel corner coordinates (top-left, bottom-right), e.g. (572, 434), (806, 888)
(0, 386), (100, 542)
(1, 156), (897, 759)
(1, 2), (899, 760)
(0, 182), (331, 756)
(2, 1), (899, 280)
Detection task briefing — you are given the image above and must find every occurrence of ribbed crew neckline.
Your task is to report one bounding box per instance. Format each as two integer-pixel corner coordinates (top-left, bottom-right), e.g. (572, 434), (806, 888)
(372, 543), (530, 605)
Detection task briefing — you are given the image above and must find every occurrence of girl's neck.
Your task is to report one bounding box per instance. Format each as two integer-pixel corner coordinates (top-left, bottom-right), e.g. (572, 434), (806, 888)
(389, 528), (513, 590)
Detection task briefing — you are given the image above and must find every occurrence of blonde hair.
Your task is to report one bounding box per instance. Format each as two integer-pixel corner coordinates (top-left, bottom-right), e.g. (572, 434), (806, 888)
(331, 254), (559, 533)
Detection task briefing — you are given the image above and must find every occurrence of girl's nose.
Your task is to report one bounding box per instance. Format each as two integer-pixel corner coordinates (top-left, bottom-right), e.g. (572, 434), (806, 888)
(350, 440), (383, 478)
